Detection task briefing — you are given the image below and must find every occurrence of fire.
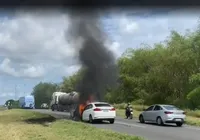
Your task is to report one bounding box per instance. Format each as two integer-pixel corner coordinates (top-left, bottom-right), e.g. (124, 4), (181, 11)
(79, 103), (86, 116)
(79, 95), (95, 116)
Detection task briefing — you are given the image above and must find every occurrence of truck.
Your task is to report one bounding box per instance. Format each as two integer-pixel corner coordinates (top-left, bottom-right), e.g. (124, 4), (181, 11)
(50, 91), (80, 118)
(19, 95), (35, 109)
(50, 91), (95, 120)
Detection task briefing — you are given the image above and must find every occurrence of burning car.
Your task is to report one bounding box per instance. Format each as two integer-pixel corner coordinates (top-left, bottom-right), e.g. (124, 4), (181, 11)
(81, 102), (116, 124)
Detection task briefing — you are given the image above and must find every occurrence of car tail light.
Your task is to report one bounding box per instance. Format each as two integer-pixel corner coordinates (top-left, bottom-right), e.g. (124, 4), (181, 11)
(164, 111), (173, 114)
(93, 108), (101, 111)
(110, 108), (115, 111)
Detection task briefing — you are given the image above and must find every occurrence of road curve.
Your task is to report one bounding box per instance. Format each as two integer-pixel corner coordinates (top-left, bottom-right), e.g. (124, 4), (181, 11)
(32, 109), (200, 140)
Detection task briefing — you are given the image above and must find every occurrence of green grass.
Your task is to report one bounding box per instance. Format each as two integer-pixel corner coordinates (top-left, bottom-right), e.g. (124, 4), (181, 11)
(114, 103), (200, 127)
(0, 109), (143, 140)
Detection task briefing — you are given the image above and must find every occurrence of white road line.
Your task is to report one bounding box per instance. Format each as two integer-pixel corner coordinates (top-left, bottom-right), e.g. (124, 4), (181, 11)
(115, 121), (146, 128)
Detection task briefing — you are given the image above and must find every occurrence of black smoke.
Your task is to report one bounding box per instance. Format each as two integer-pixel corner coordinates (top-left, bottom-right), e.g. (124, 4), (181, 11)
(67, 11), (118, 104)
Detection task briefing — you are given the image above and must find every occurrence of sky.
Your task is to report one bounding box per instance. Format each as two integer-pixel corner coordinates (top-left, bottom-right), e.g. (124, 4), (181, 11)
(0, 8), (199, 104)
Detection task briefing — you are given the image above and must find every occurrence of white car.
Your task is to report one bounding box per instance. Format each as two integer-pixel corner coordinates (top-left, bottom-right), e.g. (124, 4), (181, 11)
(139, 104), (186, 127)
(82, 102), (116, 124)
(41, 103), (49, 109)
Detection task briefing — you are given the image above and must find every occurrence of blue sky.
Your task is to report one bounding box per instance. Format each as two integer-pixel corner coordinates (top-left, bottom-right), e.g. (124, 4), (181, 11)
(0, 8), (199, 105)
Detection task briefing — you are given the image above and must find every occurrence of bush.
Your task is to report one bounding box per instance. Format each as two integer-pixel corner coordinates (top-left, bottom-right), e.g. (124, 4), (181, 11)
(113, 103), (147, 111)
(185, 109), (200, 118)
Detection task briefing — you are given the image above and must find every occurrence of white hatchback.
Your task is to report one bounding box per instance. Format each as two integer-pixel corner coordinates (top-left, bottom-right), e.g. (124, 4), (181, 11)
(82, 102), (116, 124)
(139, 104), (186, 127)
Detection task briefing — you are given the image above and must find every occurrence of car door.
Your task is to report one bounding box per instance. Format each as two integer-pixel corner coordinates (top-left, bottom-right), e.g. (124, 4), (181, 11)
(87, 104), (94, 117)
(152, 105), (163, 122)
(83, 104), (94, 121)
(82, 105), (90, 121)
(143, 105), (155, 121)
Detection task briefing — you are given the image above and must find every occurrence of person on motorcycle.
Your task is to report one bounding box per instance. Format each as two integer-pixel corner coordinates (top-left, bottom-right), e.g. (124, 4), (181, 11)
(125, 103), (131, 119)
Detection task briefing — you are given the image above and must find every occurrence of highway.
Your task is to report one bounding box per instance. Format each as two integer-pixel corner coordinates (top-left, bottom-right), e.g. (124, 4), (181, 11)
(33, 109), (200, 140)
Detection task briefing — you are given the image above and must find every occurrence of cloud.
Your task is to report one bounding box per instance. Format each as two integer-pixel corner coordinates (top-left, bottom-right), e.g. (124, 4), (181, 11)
(119, 16), (139, 33)
(0, 10), (78, 78)
(0, 92), (14, 97)
(0, 58), (45, 78)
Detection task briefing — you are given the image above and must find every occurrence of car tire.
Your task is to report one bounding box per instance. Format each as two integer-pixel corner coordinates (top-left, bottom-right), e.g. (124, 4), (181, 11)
(156, 117), (164, 126)
(89, 115), (93, 123)
(139, 115), (145, 123)
(176, 122), (183, 127)
(109, 119), (115, 124)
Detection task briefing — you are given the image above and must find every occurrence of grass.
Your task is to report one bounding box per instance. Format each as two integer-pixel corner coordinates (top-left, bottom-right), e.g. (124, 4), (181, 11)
(0, 109), (143, 140)
(114, 103), (200, 127)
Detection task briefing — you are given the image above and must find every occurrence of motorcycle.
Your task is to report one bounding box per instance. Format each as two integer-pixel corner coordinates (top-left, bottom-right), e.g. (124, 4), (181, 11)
(125, 107), (133, 119)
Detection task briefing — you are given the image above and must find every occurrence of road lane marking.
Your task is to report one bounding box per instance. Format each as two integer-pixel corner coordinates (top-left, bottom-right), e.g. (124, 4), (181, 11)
(115, 121), (146, 128)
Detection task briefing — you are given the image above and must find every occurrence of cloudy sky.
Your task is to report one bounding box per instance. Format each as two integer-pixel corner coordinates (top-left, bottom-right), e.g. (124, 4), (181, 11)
(0, 8), (199, 104)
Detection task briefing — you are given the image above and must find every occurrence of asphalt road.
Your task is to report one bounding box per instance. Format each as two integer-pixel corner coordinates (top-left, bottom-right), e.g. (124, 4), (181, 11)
(32, 109), (200, 140)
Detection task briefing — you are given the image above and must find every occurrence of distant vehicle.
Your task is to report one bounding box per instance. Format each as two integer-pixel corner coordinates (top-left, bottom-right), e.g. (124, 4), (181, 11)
(19, 95), (35, 109)
(139, 104), (186, 127)
(41, 103), (49, 109)
(81, 102), (116, 124)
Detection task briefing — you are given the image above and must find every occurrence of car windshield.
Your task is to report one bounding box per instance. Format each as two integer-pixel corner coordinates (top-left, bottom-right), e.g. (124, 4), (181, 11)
(162, 105), (180, 110)
(94, 103), (111, 107)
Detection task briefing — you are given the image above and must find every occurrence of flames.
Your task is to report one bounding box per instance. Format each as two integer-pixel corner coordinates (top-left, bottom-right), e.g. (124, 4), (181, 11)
(79, 103), (86, 116)
(79, 95), (95, 116)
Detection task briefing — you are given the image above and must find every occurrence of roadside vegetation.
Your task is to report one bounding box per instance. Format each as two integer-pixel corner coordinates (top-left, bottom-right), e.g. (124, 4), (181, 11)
(5, 21), (200, 127)
(0, 109), (143, 140)
(114, 103), (200, 126)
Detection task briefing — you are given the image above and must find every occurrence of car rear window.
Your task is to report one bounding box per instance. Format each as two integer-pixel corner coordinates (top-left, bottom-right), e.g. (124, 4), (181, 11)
(94, 103), (111, 107)
(163, 105), (180, 110)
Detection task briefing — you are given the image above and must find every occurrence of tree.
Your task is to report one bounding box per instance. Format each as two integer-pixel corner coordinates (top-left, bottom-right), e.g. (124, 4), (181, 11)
(187, 73), (200, 109)
(5, 99), (19, 108)
(31, 82), (58, 108)
(109, 25), (200, 108)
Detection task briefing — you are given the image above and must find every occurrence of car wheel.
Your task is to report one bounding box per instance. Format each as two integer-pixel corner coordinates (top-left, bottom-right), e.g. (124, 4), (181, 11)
(109, 119), (115, 124)
(139, 115), (145, 123)
(89, 115), (93, 123)
(156, 117), (164, 126)
(176, 122), (183, 127)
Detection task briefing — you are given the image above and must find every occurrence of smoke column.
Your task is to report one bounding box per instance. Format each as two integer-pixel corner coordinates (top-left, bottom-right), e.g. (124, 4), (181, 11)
(67, 10), (118, 105)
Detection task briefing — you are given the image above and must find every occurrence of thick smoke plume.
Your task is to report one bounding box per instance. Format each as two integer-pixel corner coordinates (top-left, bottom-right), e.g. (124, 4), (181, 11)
(67, 11), (118, 105)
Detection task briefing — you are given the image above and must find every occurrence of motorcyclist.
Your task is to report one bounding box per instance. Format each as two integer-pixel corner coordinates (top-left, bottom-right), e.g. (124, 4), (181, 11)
(125, 103), (131, 119)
